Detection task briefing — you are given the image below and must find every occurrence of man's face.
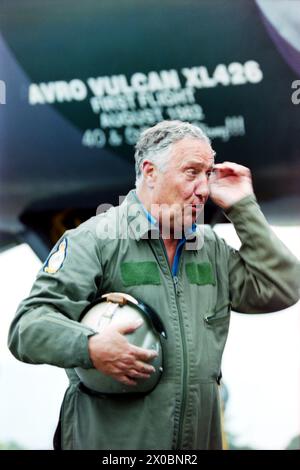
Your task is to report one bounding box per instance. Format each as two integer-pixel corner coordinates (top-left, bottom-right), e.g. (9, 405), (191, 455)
(152, 137), (215, 234)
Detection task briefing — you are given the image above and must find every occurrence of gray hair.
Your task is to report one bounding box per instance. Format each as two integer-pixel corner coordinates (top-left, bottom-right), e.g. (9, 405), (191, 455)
(134, 120), (212, 188)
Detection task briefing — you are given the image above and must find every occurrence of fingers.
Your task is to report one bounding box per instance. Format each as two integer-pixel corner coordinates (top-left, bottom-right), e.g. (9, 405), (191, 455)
(127, 369), (152, 380)
(130, 344), (158, 362)
(112, 358), (156, 386)
(116, 365), (155, 387)
(116, 353), (156, 376)
(134, 360), (156, 374)
(213, 162), (251, 176)
(90, 322), (158, 386)
(117, 375), (137, 386)
(115, 318), (144, 335)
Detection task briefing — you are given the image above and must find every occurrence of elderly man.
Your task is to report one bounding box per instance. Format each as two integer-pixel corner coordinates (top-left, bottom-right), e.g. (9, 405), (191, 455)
(8, 120), (300, 450)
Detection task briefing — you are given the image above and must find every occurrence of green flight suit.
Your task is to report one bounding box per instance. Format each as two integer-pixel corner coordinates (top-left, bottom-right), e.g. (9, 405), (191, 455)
(8, 191), (300, 449)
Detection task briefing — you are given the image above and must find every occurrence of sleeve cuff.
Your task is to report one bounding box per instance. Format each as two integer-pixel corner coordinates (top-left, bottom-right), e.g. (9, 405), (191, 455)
(79, 330), (97, 369)
(223, 194), (258, 221)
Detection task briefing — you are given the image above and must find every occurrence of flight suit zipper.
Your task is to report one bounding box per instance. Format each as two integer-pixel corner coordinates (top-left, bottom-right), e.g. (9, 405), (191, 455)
(173, 275), (179, 295)
(158, 239), (188, 450)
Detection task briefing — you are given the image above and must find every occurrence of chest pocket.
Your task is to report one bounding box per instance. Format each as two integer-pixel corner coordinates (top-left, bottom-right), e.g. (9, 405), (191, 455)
(204, 302), (231, 325)
(203, 301), (231, 379)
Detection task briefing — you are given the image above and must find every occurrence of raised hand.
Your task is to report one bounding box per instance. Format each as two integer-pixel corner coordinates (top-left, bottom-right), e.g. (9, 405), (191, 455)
(209, 161), (254, 209)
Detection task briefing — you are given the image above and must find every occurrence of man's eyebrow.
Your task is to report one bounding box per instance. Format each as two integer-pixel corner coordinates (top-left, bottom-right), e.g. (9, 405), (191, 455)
(182, 160), (214, 169)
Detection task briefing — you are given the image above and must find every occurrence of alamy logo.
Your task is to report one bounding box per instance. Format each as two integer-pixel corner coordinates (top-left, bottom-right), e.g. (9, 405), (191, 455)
(0, 80), (6, 104)
(291, 80), (300, 105)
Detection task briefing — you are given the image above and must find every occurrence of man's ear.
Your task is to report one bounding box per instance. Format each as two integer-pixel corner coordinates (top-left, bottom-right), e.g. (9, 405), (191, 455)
(141, 160), (157, 188)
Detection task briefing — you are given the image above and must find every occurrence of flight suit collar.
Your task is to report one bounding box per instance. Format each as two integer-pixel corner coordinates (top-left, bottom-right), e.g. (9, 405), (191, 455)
(123, 190), (204, 250)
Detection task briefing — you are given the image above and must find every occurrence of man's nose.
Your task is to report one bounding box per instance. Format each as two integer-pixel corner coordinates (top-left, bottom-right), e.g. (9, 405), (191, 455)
(194, 175), (209, 200)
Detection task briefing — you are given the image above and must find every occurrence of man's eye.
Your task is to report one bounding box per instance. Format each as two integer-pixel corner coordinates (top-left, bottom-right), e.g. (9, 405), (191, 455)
(206, 171), (212, 178)
(186, 169), (197, 176)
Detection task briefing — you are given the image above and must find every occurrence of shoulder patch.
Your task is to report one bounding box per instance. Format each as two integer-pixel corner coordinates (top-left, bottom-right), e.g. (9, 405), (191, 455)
(43, 238), (68, 274)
